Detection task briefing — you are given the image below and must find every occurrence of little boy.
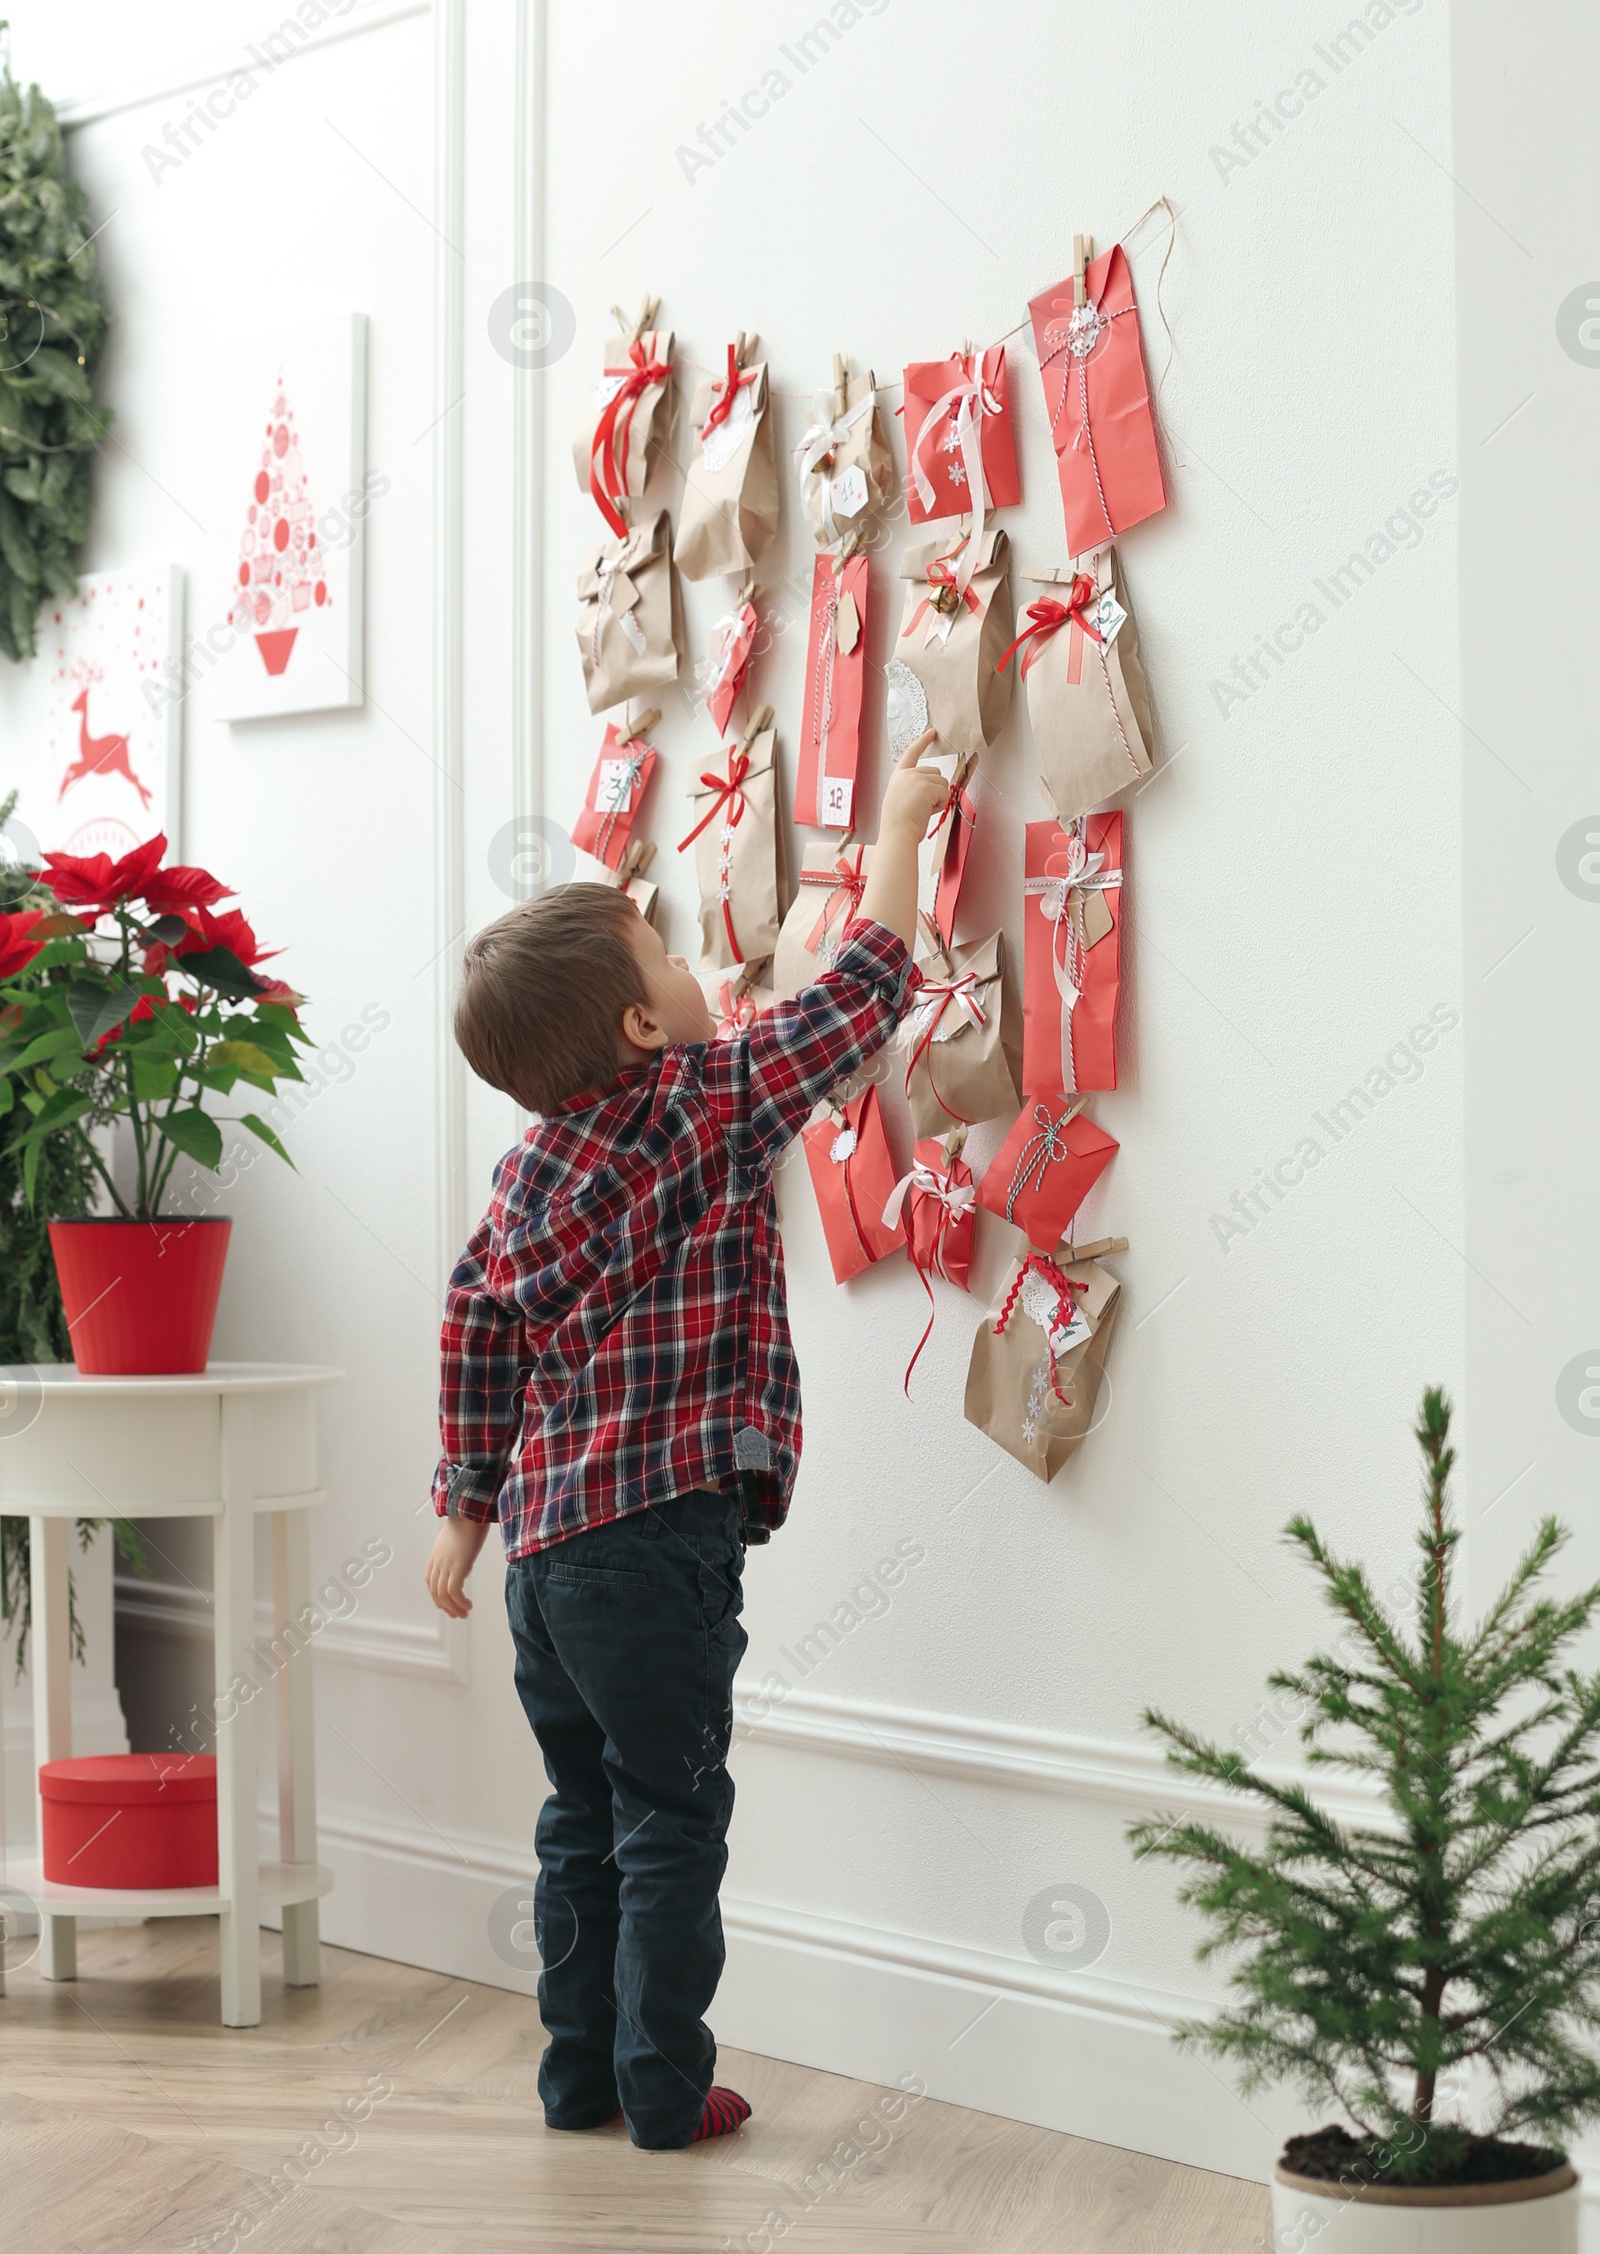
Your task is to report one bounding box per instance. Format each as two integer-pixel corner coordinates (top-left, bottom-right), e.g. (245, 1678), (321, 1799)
(424, 731), (945, 2150)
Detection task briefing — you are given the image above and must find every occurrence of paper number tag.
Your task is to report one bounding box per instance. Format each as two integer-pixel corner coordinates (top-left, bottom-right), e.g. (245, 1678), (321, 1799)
(597, 758), (633, 812)
(821, 774), (853, 826)
(1091, 590), (1128, 646)
(830, 465), (869, 520)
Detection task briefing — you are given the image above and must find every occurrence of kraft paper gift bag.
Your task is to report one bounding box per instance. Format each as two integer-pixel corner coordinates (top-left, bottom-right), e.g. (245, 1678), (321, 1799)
(978, 1095), (1118, 1252)
(1028, 241), (1166, 553)
(574, 312), (675, 536)
(895, 529), (1014, 761)
(697, 597), (758, 735)
(794, 364), (896, 549)
(771, 840), (871, 1000)
(881, 1133), (977, 1395)
(576, 511), (683, 715)
(964, 1240), (1124, 1481)
(570, 724), (659, 872)
(1001, 551), (1152, 819)
(674, 348), (778, 580)
(793, 549), (869, 831)
(679, 720), (782, 970)
(613, 839), (660, 926)
(903, 344), (1020, 525)
(1022, 811), (1124, 1095)
(801, 1086), (905, 1284)
(899, 930), (1020, 1140)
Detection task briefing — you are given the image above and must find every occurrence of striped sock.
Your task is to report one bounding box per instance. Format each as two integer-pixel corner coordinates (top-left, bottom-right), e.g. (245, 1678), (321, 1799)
(689, 2086), (751, 2142)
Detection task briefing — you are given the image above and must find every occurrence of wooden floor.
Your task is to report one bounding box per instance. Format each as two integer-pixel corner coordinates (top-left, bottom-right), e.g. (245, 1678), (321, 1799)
(0, 1919), (1268, 2252)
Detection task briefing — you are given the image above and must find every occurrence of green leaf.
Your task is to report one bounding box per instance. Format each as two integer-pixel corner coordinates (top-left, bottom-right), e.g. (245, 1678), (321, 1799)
(208, 1038), (280, 1080)
(131, 1053), (178, 1102)
(176, 945), (260, 1000)
(256, 1001), (313, 1047)
(239, 1112), (295, 1168)
(154, 1106), (223, 1170)
(0, 1075), (12, 1117)
(8, 1090), (91, 1149)
(2, 1023), (83, 1075)
(64, 978), (137, 1049)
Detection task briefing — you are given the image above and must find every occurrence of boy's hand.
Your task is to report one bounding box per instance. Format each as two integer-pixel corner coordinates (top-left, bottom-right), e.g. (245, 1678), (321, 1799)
(858, 730), (947, 955)
(425, 1516), (493, 1617)
(878, 729), (948, 843)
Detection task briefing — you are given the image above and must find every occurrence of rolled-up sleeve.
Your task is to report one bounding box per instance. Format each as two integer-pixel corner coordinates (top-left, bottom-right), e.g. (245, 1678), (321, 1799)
(705, 917), (920, 1165)
(431, 1214), (525, 1523)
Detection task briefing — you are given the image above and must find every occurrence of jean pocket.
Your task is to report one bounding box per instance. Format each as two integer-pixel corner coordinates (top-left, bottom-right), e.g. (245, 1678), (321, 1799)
(698, 1550), (744, 1631)
(543, 1563), (652, 1595)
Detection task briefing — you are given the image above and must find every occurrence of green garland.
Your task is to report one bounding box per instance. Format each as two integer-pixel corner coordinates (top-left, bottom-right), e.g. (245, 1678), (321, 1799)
(0, 32), (112, 661)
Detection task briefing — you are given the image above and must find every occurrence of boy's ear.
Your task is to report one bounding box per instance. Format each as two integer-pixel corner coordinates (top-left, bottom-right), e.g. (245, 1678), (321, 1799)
(620, 998), (667, 1053)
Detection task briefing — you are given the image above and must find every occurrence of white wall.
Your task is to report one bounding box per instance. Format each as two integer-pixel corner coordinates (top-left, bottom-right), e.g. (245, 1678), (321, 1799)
(0, 0), (1474, 2188)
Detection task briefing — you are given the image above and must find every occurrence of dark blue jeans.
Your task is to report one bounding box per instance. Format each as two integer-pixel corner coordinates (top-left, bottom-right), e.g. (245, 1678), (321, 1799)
(504, 1486), (747, 2148)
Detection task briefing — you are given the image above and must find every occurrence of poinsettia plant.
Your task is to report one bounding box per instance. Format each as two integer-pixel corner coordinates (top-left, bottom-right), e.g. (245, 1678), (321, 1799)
(0, 833), (310, 1218)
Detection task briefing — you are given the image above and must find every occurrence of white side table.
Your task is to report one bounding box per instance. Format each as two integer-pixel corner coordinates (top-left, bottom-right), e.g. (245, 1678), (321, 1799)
(0, 1362), (342, 2027)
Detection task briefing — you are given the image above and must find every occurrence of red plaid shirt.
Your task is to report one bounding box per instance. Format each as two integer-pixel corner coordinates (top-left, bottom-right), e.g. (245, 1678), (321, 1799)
(432, 917), (919, 1557)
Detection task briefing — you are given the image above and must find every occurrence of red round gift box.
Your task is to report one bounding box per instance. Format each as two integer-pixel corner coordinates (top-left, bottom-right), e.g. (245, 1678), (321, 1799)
(40, 1754), (219, 1888)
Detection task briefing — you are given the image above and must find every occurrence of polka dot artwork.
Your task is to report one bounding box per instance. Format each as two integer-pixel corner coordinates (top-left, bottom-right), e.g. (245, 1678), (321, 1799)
(228, 377), (331, 677)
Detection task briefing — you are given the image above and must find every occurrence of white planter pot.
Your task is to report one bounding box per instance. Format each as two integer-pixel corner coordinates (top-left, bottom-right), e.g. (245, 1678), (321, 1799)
(1270, 2162), (1578, 2253)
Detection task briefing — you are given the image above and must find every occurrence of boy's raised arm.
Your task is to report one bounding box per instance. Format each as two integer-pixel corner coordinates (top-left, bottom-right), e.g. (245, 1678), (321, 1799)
(716, 732), (948, 1159)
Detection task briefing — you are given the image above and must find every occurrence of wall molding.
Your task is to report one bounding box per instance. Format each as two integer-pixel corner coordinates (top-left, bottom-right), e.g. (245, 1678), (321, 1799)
(731, 1681), (1390, 1834)
(432, 0), (470, 1278)
(511, 0), (547, 836)
(115, 1572), (467, 1683)
(56, 0), (430, 130)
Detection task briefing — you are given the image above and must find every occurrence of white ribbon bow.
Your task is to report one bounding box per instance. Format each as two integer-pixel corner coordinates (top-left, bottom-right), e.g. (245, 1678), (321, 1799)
(880, 1160), (977, 1235)
(909, 359), (999, 597)
(910, 971), (985, 1047)
(592, 530), (649, 668)
(795, 387), (875, 547)
(1021, 826), (1123, 1088)
(698, 608), (750, 697)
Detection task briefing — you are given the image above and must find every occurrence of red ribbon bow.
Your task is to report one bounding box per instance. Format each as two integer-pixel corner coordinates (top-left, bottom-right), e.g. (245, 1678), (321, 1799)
(903, 971), (986, 1125)
(677, 749), (751, 852)
(994, 1251), (1081, 1407)
(589, 338), (670, 538)
(715, 981), (758, 1041)
(995, 573), (1100, 678)
(702, 343), (757, 436)
(678, 748), (753, 961)
(800, 846), (868, 950)
(903, 554), (983, 641)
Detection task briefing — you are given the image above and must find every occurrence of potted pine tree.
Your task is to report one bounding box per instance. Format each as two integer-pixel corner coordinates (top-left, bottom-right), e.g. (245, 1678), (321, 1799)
(0, 829), (310, 1372)
(1130, 1391), (1594, 2252)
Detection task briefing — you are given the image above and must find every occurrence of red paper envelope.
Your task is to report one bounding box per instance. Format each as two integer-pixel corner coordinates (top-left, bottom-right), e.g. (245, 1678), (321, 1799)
(571, 727), (659, 871)
(902, 346), (1020, 525)
(801, 1086), (905, 1283)
(978, 1096), (1118, 1252)
(1022, 812), (1123, 1095)
(699, 599), (758, 736)
(1028, 244), (1166, 553)
(881, 1136), (977, 1394)
(794, 552), (869, 830)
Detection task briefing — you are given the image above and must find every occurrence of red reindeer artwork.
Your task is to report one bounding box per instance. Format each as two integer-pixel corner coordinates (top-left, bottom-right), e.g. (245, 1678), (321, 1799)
(59, 686), (153, 810)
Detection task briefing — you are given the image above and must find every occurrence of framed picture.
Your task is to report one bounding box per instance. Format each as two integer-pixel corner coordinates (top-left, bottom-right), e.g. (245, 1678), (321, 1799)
(209, 312), (368, 723)
(0, 562), (184, 866)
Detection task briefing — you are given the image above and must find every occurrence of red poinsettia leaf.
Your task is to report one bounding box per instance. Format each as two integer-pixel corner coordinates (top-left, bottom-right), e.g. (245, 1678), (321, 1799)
(139, 862), (235, 914)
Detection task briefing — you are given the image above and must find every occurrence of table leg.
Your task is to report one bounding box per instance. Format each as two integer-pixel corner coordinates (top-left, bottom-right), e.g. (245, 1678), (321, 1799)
(30, 1516), (75, 1982)
(271, 1510), (320, 1986)
(214, 1398), (260, 2027)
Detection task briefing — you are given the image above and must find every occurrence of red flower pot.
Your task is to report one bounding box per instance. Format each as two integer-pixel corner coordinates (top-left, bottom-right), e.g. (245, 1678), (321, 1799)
(41, 1754), (218, 1888)
(255, 626), (298, 676)
(48, 1218), (232, 1375)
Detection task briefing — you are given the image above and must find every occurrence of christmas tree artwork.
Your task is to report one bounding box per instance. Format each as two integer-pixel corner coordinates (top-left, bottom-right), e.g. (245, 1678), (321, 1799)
(228, 376), (329, 676)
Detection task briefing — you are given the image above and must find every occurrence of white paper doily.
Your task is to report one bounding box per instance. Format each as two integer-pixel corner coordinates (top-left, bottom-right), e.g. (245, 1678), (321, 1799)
(885, 660), (929, 756)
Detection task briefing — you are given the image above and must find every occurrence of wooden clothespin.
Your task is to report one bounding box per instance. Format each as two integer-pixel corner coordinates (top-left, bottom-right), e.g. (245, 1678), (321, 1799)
(617, 837), (656, 882)
(918, 912), (954, 977)
(832, 352), (849, 419)
(617, 706), (660, 745)
(738, 703), (774, 753)
(1072, 235), (1092, 307)
(1065, 1233), (1128, 1263)
(834, 525), (865, 572)
(1022, 564), (1076, 586)
(738, 577), (760, 606)
(943, 1124), (969, 1163)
